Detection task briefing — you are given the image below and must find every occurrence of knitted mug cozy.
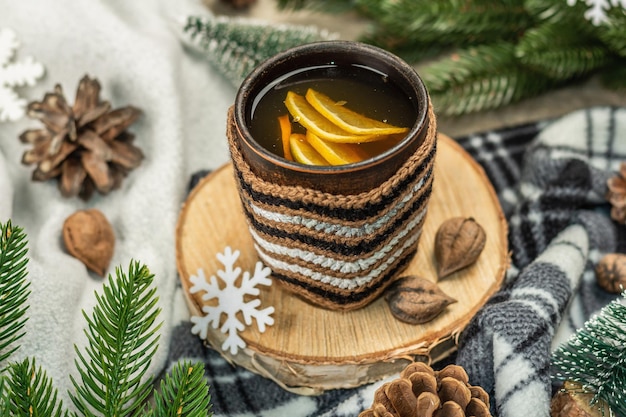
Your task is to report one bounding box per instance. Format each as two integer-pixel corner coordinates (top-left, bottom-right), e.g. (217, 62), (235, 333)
(227, 103), (437, 311)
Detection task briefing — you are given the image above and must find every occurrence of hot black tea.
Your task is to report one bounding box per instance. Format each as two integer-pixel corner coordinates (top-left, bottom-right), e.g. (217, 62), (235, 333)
(248, 64), (417, 164)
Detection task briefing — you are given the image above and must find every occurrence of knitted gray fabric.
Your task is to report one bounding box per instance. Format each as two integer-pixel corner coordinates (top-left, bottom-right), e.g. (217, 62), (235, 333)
(456, 107), (626, 417)
(168, 107), (626, 417)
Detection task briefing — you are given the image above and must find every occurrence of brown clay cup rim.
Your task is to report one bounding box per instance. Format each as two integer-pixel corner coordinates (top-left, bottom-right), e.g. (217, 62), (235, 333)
(234, 40), (430, 176)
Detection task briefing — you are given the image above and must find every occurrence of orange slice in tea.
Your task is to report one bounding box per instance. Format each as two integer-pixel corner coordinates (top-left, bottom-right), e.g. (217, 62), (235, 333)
(305, 88), (410, 136)
(278, 114), (293, 160)
(289, 133), (328, 166)
(306, 131), (368, 165)
(284, 91), (378, 143)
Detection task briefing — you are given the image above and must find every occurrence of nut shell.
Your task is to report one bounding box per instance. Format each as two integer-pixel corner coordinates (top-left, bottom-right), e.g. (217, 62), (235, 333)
(595, 253), (626, 294)
(63, 209), (114, 276)
(435, 217), (486, 279)
(385, 275), (456, 324)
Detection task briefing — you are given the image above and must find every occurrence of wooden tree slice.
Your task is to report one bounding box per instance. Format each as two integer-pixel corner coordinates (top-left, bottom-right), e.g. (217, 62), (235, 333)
(176, 134), (508, 395)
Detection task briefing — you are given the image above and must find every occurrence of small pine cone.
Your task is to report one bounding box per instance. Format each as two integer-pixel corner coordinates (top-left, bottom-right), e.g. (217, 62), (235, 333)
(359, 362), (492, 417)
(19, 75), (143, 200)
(606, 162), (626, 224)
(550, 381), (611, 417)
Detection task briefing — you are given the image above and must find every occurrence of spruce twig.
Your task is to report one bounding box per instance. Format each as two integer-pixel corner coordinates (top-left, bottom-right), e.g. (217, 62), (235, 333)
(0, 221), (29, 365)
(0, 220), (213, 416)
(69, 261), (162, 416)
(3, 358), (68, 417)
(516, 22), (613, 80)
(182, 15), (334, 87)
(146, 361), (212, 417)
(272, 0), (626, 114)
(551, 292), (626, 417)
(420, 42), (554, 115)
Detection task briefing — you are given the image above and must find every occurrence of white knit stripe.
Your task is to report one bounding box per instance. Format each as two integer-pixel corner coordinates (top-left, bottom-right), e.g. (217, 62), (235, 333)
(253, 227), (423, 290)
(502, 380), (550, 417)
(552, 293), (583, 349)
(534, 224), (588, 291)
(493, 334), (551, 417)
(247, 172), (430, 238)
(250, 206), (426, 275)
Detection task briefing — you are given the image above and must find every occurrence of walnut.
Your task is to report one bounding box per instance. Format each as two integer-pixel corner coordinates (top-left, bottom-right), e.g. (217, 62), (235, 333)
(595, 253), (626, 294)
(551, 381), (611, 417)
(434, 217), (486, 280)
(63, 209), (115, 277)
(385, 275), (456, 324)
(606, 162), (626, 224)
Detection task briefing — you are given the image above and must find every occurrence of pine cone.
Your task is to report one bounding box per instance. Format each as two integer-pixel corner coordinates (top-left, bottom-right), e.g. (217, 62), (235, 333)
(20, 75), (143, 200)
(359, 363), (492, 417)
(606, 162), (626, 223)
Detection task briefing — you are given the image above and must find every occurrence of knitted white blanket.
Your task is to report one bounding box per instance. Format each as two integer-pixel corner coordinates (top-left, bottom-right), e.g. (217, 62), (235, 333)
(0, 0), (234, 406)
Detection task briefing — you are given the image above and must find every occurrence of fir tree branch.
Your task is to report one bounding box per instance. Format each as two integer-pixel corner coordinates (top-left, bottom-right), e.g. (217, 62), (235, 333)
(364, 0), (531, 49)
(552, 292), (626, 417)
(0, 221), (30, 365)
(420, 43), (554, 115)
(69, 261), (162, 417)
(276, 0), (358, 14)
(516, 22), (613, 80)
(523, 0), (590, 24)
(598, 12), (626, 57)
(146, 361), (212, 417)
(2, 358), (68, 417)
(182, 15), (333, 87)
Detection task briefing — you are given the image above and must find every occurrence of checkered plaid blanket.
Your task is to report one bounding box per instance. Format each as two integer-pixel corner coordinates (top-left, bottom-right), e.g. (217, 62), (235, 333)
(168, 106), (626, 417)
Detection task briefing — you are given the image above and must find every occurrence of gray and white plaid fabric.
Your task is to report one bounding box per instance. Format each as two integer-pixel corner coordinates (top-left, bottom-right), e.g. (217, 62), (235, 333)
(167, 106), (626, 417)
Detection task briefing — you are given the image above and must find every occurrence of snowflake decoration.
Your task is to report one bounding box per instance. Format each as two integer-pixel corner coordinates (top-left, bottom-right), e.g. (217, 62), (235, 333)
(0, 28), (45, 122)
(567, 0), (626, 25)
(190, 246), (274, 355)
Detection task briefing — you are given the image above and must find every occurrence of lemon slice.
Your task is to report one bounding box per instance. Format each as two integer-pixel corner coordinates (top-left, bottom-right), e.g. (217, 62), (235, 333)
(305, 89), (410, 136)
(278, 114), (293, 161)
(306, 131), (368, 165)
(284, 91), (378, 143)
(289, 133), (328, 166)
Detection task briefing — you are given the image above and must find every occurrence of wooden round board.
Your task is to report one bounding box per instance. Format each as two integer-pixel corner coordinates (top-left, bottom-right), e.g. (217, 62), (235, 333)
(176, 133), (508, 395)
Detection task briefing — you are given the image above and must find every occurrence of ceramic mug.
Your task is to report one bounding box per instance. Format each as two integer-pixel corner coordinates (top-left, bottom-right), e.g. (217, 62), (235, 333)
(226, 41), (437, 311)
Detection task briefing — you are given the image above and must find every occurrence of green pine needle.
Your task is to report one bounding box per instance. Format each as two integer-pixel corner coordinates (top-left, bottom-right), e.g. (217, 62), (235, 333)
(0, 221), (30, 365)
(1, 358), (68, 417)
(362, 0), (531, 49)
(420, 42), (554, 115)
(146, 361), (212, 417)
(552, 292), (626, 417)
(0, 221), (214, 415)
(276, 0), (357, 14)
(69, 261), (162, 417)
(516, 22), (612, 80)
(523, 0), (590, 24)
(183, 15), (333, 87)
(598, 13), (626, 57)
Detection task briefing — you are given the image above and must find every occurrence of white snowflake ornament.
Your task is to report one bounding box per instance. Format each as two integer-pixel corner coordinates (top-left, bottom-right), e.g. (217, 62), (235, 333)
(567, 0), (626, 25)
(190, 246), (275, 355)
(0, 28), (45, 122)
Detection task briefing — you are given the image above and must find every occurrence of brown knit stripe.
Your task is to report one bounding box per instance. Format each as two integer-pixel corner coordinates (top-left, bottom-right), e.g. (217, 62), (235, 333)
(249, 209), (427, 282)
(227, 103), (437, 212)
(242, 167), (433, 246)
(269, 248), (417, 311)
(241, 184), (431, 262)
